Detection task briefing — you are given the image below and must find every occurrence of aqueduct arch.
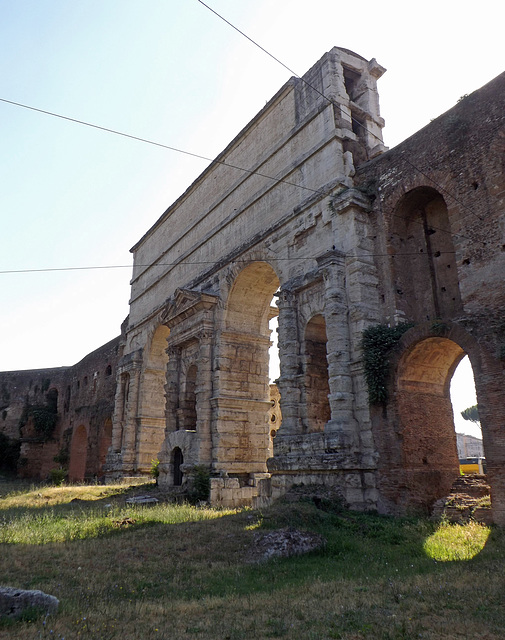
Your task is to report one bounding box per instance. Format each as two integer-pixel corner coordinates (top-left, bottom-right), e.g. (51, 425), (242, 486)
(389, 186), (462, 323)
(215, 261), (280, 474)
(103, 48), (505, 523)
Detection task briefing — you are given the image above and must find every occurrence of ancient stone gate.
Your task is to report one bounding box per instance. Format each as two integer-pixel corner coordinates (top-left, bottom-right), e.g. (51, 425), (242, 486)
(104, 47), (505, 525)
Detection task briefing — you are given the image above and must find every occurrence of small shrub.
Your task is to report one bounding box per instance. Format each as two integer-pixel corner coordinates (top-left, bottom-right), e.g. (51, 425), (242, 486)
(49, 467), (67, 486)
(187, 465), (210, 503)
(151, 459), (160, 484)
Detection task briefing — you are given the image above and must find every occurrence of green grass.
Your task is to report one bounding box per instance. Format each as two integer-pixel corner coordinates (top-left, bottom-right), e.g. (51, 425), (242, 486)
(0, 482), (504, 640)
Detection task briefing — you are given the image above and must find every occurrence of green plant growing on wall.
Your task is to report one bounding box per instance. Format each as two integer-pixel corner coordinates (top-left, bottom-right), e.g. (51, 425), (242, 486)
(19, 401), (59, 441)
(361, 323), (414, 404)
(30, 404), (58, 440)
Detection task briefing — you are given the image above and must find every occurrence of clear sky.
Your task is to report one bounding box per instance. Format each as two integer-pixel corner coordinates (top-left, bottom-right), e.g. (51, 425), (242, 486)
(1, 0), (500, 434)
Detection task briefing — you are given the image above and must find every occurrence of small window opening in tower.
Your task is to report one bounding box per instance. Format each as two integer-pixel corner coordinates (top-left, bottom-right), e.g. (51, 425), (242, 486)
(343, 66), (361, 103)
(351, 113), (364, 138)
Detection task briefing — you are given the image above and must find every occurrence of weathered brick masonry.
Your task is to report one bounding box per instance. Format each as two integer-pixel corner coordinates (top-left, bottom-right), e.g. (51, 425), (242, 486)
(356, 71), (505, 522)
(2, 50), (504, 525)
(0, 337), (121, 481)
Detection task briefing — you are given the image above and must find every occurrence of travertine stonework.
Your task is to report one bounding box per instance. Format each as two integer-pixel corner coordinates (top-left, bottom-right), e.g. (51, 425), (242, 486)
(2, 47), (505, 525)
(106, 47), (505, 524)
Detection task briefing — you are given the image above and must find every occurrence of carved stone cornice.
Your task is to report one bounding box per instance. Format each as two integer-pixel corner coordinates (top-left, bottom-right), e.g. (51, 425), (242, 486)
(328, 188), (372, 217)
(161, 288), (219, 328)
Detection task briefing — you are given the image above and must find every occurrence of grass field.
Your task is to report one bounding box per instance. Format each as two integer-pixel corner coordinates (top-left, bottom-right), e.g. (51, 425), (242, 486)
(0, 481), (504, 639)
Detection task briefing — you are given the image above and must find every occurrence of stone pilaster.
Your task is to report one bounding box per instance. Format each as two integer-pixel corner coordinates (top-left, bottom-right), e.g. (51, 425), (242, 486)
(275, 288), (302, 438)
(317, 250), (359, 448)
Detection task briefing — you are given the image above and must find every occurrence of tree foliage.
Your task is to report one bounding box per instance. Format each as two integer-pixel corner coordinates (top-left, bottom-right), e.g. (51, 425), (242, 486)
(461, 404), (480, 426)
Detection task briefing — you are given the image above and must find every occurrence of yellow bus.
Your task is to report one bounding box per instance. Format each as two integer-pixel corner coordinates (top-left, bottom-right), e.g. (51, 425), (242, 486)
(459, 458), (486, 475)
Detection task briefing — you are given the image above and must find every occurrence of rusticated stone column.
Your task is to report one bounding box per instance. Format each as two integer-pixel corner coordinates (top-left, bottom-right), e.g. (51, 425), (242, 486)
(317, 250), (359, 448)
(275, 288), (302, 437)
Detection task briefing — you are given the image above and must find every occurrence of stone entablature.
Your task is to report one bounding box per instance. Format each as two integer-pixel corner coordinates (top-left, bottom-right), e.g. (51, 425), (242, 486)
(3, 48), (505, 526)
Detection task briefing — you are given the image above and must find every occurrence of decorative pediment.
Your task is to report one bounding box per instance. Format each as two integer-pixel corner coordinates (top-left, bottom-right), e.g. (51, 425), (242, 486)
(162, 288), (219, 328)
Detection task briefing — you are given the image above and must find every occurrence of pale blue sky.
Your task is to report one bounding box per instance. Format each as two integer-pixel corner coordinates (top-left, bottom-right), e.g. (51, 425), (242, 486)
(1, 0), (500, 435)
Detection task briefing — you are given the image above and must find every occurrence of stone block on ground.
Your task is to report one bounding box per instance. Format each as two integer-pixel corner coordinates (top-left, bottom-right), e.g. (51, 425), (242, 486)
(125, 495), (159, 505)
(247, 528), (326, 563)
(0, 586), (59, 619)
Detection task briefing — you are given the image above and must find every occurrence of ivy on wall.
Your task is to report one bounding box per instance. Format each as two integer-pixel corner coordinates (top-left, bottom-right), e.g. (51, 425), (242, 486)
(19, 402), (59, 441)
(361, 323), (414, 404)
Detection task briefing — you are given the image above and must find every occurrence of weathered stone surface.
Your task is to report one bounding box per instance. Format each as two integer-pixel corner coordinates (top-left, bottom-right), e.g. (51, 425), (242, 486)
(0, 586), (59, 619)
(125, 495), (159, 505)
(247, 528), (326, 563)
(2, 48), (505, 526)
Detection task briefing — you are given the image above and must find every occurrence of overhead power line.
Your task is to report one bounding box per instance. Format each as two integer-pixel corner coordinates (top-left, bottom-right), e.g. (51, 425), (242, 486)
(0, 5), (493, 280)
(0, 97), (323, 198)
(196, 0), (487, 222)
(0, 96), (483, 249)
(0, 251), (460, 276)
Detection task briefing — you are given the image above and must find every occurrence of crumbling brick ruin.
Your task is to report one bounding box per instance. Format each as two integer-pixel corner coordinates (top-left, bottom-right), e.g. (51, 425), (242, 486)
(2, 47), (505, 524)
(0, 339), (120, 482)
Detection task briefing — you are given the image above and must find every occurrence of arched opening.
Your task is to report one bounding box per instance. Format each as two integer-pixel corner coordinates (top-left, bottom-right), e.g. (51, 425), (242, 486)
(450, 356), (483, 463)
(384, 336), (489, 514)
(303, 315), (330, 432)
(180, 364), (197, 431)
(217, 261), (280, 474)
(391, 187), (462, 322)
(136, 324), (170, 471)
(173, 447), (183, 486)
(69, 424), (88, 482)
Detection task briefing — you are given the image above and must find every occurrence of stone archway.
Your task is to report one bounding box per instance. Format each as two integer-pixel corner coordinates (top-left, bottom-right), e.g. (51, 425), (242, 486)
(214, 261), (280, 475)
(374, 327), (488, 515)
(69, 424), (88, 482)
(136, 324), (170, 472)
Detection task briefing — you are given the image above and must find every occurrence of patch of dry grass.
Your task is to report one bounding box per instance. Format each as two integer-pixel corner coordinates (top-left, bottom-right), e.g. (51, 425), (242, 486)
(0, 483), (504, 640)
